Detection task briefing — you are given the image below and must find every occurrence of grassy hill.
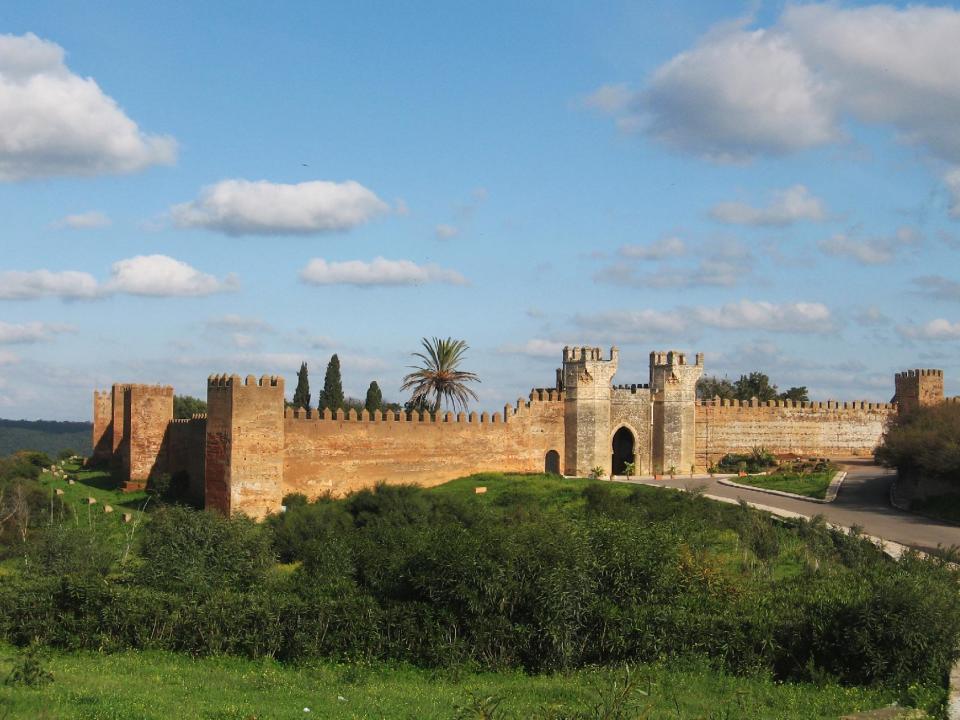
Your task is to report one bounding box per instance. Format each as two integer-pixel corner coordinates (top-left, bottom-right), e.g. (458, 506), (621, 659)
(0, 419), (91, 458)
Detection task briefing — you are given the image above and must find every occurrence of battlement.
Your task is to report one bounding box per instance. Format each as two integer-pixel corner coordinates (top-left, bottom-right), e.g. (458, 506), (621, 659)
(895, 369), (944, 378)
(650, 350), (704, 367)
(562, 346), (619, 363)
(613, 383), (649, 392)
(695, 398), (896, 411)
(170, 413), (208, 425)
(207, 373), (282, 389)
(529, 388), (564, 402)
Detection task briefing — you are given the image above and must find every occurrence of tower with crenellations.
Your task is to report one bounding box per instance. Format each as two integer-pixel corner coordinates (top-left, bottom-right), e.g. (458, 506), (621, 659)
(894, 369), (944, 414)
(561, 346), (620, 477)
(650, 350), (703, 474)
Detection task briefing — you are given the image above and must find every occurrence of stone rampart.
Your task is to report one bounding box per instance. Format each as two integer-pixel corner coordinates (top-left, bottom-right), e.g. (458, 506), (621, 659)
(282, 389), (565, 501)
(168, 414), (207, 506)
(695, 398), (896, 468)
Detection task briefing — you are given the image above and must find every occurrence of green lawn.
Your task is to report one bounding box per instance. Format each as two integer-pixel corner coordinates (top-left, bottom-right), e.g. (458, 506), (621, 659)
(0, 644), (903, 720)
(735, 470), (836, 499)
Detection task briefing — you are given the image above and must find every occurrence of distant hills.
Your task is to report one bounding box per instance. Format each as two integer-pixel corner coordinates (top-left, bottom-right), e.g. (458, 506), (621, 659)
(0, 418), (92, 458)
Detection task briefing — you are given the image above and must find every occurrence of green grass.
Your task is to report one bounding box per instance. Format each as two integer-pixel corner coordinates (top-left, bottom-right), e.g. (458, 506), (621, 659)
(0, 644), (903, 720)
(735, 470), (836, 499)
(39, 460), (150, 516)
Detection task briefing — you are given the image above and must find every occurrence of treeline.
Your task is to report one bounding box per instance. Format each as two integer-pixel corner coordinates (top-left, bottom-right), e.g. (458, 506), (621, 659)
(0, 475), (957, 700)
(0, 419), (90, 457)
(697, 371), (808, 403)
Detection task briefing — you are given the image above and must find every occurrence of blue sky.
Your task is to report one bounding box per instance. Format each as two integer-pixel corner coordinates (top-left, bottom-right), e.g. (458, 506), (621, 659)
(2, 1), (960, 420)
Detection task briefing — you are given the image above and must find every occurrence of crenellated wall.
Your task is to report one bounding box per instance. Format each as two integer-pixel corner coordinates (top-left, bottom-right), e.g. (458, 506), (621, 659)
(168, 414), (207, 506)
(282, 389), (565, 502)
(695, 398), (896, 467)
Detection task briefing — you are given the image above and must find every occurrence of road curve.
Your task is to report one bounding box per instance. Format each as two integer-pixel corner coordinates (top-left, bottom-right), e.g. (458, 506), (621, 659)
(617, 459), (960, 555)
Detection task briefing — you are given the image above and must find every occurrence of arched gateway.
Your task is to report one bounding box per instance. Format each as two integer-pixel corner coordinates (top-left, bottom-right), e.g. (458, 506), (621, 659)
(611, 426), (635, 476)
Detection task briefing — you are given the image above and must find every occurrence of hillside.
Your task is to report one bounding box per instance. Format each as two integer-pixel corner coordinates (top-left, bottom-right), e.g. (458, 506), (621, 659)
(0, 419), (92, 458)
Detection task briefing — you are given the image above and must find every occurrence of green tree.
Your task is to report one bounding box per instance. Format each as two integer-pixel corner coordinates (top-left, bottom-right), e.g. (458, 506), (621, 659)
(364, 381), (383, 415)
(778, 386), (809, 402)
(318, 354), (345, 412)
(733, 372), (778, 402)
(400, 337), (480, 413)
(292, 362), (311, 410)
(696, 375), (736, 400)
(173, 395), (207, 419)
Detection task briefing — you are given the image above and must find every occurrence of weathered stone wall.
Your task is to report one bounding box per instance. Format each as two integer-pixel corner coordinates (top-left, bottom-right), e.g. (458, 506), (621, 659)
(283, 392), (565, 501)
(894, 369), (944, 414)
(126, 385), (173, 485)
(168, 415), (207, 506)
(205, 374), (285, 519)
(92, 390), (113, 461)
(650, 351), (703, 474)
(610, 385), (652, 473)
(111, 384), (129, 472)
(695, 399), (896, 468)
(563, 347), (619, 476)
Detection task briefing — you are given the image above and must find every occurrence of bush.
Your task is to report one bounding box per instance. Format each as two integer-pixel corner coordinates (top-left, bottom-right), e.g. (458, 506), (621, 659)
(876, 402), (960, 483)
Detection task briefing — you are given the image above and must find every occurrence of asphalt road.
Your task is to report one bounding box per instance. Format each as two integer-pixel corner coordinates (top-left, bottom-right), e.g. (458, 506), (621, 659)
(619, 460), (960, 555)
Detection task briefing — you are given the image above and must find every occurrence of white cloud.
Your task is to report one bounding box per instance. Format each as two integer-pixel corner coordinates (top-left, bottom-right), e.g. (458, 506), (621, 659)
(897, 318), (960, 341)
(171, 179), (388, 236)
(582, 83), (633, 114)
(0, 321), (74, 344)
(619, 236), (686, 260)
(435, 224), (459, 239)
(205, 315), (275, 333)
(0, 269), (99, 299)
(498, 339), (567, 358)
(105, 255), (237, 297)
(946, 169), (960, 219)
(299, 257), (467, 287)
(910, 276), (960, 303)
(855, 306), (891, 327)
(590, 4), (960, 166)
(818, 227), (920, 265)
(52, 210), (111, 229)
(710, 185), (826, 226)
(0, 32), (176, 181)
(693, 300), (835, 333)
(575, 309), (687, 338)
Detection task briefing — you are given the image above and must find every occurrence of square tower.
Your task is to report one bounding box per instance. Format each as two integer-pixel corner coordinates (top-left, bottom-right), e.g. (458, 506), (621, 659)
(894, 369), (944, 414)
(561, 346), (619, 477)
(650, 350), (703, 474)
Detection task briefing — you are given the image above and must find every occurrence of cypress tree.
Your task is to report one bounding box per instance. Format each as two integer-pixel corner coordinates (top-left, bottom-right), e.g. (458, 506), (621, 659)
(364, 381), (383, 415)
(292, 362), (310, 410)
(318, 354), (345, 412)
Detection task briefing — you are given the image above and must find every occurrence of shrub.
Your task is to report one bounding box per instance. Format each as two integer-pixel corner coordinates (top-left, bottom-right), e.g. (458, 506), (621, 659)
(875, 402), (960, 483)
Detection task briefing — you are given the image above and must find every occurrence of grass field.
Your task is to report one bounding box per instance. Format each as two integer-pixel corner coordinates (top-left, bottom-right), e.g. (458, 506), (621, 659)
(0, 644), (904, 720)
(735, 469), (836, 499)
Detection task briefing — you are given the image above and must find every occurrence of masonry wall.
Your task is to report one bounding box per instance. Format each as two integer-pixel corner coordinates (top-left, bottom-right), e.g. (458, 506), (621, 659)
(204, 377), (233, 514)
(282, 390), (565, 501)
(126, 385), (173, 485)
(92, 390), (113, 461)
(168, 415), (207, 506)
(111, 384), (129, 473)
(610, 385), (652, 473)
(695, 399), (896, 468)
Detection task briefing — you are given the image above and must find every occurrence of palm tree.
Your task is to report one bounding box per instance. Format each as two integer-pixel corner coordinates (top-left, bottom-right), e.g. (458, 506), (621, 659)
(400, 337), (480, 413)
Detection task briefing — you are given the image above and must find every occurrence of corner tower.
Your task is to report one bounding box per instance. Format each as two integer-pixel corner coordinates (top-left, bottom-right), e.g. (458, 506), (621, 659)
(894, 369), (944, 414)
(562, 346), (619, 477)
(650, 350), (703, 474)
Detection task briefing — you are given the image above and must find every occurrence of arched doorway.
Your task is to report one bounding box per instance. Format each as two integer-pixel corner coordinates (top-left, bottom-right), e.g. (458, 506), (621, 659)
(611, 427), (635, 476)
(544, 449), (561, 475)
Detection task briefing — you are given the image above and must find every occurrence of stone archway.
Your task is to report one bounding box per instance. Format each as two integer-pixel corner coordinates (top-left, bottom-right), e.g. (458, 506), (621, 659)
(611, 426), (635, 476)
(544, 449), (561, 475)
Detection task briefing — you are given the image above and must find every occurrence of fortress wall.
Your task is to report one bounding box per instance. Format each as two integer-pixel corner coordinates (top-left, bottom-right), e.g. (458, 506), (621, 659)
(610, 386), (652, 472)
(92, 390), (113, 461)
(111, 384), (130, 473)
(282, 390), (565, 500)
(204, 377), (233, 514)
(695, 399), (896, 468)
(168, 415), (207, 506)
(126, 385), (174, 484)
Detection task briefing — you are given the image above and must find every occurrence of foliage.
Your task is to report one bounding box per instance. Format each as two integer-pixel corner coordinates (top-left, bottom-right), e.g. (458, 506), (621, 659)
(401, 337), (480, 413)
(715, 448), (777, 474)
(172, 395), (206, 419)
(318, 354), (345, 412)
(4, 644), (52, 687)
(736, 464), (837, 499)
(697, 375), (809, 403)
(136, 505), (275, 595)
(589, 466), (604, 480)
(292, 361), (311, 410)
(0, 419), (91, 458)
(365, 381), (383, 415)
(875, 402), (960, 483)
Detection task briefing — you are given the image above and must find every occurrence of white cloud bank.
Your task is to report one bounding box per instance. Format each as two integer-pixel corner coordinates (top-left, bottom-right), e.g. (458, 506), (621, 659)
(0, 32), (176, 181)
(52, 211), (111, 229)
(300, 257), (467, 287)
(0, 321), (74, 344)
(818, 226), (920, 265)
(898, 318), (960, 341)
(0, 255), (235, 300)
(619, 236), (686, 260)
(710, 185), (826, 226)
(589, 4), (960, 168)
(171, 179), (388, 236)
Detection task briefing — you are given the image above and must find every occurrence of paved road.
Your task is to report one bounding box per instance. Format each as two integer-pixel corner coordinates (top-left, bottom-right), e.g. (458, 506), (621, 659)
(618, 460), (960, 555)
